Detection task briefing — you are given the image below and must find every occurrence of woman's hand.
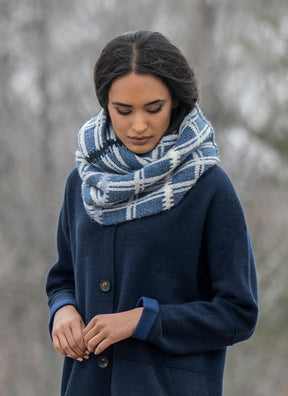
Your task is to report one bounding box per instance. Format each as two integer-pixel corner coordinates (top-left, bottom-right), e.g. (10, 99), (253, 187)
(52, 305), (89, 361)
(83, 308), (143, 355)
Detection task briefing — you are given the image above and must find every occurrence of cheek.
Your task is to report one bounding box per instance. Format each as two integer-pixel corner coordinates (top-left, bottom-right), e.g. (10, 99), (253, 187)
(154, 110), (172, 131)
(110, 114), (128, 134)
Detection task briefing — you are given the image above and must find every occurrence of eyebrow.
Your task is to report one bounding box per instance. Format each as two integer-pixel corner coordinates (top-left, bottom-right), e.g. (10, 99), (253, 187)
(111, 99), (166, 108)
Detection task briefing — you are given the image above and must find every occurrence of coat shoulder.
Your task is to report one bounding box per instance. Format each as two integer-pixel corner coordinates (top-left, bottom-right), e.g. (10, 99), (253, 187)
(66, 167), (81, 186)
(199, 165), (236, 193)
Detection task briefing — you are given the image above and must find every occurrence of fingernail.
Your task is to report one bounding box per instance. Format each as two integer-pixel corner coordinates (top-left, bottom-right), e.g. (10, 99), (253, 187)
(77, 358), (83, 362)
(84, 355), (89, 360)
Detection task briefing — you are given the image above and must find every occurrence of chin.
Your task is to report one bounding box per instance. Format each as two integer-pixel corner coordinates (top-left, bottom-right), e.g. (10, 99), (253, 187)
(130, 142), (160, 154)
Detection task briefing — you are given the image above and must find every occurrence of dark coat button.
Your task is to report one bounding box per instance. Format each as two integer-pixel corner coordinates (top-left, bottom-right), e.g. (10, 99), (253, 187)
(99, 280), (111, 292)
(97, 355), (109, 368)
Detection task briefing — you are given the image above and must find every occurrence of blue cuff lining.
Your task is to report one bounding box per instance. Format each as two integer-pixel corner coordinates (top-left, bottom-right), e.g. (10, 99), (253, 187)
(48, 298), (77, 337)
(132, 297), (159, 341)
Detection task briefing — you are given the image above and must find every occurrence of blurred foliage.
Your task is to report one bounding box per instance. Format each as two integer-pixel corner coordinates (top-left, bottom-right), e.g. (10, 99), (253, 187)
(0, 0), (287, 394)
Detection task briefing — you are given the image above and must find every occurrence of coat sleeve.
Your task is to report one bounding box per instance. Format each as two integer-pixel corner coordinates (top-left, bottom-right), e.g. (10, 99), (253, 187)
(132, 177), (258, 355)
(45, 182), (77, 336)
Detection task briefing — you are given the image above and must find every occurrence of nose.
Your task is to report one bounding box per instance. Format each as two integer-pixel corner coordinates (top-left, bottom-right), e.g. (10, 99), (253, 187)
(132, 113), (147, 134)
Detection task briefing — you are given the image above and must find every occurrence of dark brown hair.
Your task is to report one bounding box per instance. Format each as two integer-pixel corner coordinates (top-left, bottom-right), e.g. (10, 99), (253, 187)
(94, 31), (198, 132)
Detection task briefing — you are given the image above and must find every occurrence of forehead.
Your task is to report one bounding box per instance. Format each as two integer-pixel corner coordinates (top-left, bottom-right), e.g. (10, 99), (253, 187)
(108, 73), (171, 104)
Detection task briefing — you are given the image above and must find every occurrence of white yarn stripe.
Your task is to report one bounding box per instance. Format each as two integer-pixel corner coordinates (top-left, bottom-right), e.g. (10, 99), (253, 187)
(76, 104), (219, 225)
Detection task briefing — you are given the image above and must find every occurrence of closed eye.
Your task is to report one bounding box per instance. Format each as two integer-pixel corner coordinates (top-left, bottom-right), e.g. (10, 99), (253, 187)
(115, 107), (163, 116)
(146, 105), (163, 114)
(115, 108), (132, 115)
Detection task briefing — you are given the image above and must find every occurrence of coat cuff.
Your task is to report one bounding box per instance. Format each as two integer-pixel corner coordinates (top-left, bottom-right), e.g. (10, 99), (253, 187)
(48, 298), (77, 337)
(132, 297), (159, 341)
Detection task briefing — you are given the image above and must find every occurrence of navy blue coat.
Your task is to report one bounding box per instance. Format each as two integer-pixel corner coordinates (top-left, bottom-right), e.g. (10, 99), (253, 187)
(46, 165), (258, 395)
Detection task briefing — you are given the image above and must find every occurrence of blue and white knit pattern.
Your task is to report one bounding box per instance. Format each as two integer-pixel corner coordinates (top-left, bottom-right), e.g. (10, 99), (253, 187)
(75, 104), (219, 225)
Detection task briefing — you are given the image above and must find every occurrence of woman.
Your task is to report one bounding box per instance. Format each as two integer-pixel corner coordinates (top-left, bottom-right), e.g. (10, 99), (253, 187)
(46, 31), (258, 396)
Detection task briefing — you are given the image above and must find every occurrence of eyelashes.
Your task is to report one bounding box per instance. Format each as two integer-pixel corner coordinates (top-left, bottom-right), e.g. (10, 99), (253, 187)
(115, 106), (163, 116)
(115, 109), (132, 115)
(147, 106), (163, 114)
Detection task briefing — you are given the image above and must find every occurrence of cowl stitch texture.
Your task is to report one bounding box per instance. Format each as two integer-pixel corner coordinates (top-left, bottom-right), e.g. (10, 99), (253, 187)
(75, 104), (219, 225)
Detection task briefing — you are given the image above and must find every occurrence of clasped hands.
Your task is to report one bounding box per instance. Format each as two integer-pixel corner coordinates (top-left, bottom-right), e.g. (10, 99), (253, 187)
(52, 305), (143, 361)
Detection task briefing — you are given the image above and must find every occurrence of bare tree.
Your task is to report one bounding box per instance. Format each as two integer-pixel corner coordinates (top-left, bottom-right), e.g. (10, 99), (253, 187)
(0, 0), (287, 394)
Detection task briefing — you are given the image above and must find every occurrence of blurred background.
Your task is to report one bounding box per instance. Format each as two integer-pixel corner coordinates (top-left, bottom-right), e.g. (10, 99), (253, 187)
(0, 0), (287, 394)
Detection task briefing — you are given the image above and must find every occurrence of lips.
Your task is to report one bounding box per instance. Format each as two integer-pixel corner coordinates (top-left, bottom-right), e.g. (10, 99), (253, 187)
(128, 136), (152, 145)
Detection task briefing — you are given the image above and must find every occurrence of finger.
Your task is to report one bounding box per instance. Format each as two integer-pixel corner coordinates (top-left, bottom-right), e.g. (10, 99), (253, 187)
(72, 319), (90, 359)
(55, 331), (78, 359)
(85, 332), (105, 353)
(65, 327), (87, 358)
(94, 338), (111, 355)
(83, 318), (96, 336)
(62, 333), (79, 359)
(83, 323), (104, 347)
(71, 323), (87, 354)
(53, 334), (67, 357)
(83, 314), (105, 336)
(53, 327), (86, 360)
(54, 328), (83, 360)
(83, 327), (99, 345)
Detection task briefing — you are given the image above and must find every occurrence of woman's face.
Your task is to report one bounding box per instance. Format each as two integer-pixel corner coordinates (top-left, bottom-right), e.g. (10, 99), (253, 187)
(108, 73), (177, 154)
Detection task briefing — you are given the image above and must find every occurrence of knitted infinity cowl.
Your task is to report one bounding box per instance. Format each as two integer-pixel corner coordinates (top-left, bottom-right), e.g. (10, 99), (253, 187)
(75, 104), (219, 225)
